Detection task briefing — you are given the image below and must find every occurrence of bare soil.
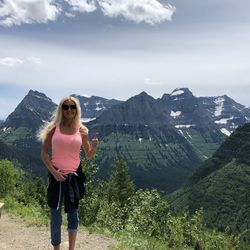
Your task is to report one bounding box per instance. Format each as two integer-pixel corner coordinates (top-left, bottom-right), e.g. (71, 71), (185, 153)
(0, 212), (117, 250)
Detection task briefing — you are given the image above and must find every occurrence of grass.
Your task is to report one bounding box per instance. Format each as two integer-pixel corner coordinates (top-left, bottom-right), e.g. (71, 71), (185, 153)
(3, 195), (50, 226)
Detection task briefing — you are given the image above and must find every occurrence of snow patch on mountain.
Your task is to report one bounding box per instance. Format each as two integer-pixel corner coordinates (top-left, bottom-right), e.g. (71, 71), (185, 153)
(170, 89), (184, 96)
(170, 110), (181, 118)
(214, 97), (225, 116)
(186, 131), (192, 139)
(214, 117), (234, 124)
(220, 128), (231, 136)
(175, 124), (195, 128)
(178, 129), (184, 136)
(81, 117), (96, 123)
(81, 94), (91, 98)
(95, 102), (106, 111)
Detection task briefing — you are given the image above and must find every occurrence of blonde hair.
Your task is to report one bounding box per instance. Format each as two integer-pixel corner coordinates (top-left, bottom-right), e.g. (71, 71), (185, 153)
(37, 96), (88, 143)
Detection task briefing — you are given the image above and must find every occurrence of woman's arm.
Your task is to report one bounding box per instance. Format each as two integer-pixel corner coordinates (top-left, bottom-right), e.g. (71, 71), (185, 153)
(41, 128), (66, 182)
(81, 132), (99, 160)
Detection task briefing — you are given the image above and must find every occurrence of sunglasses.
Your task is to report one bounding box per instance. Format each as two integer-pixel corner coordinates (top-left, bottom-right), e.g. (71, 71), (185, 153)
(62, 104), (77, 110)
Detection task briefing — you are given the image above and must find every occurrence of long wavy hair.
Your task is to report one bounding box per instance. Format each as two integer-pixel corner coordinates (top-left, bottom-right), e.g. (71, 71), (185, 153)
(37, 96), (88, 143)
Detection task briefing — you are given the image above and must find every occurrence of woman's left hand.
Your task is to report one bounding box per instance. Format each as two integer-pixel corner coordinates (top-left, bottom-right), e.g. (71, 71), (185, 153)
(91, 133), (99, 148)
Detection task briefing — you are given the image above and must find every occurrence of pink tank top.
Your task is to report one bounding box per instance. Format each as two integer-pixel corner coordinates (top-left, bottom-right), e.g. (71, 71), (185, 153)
(51, 125), (82, 174)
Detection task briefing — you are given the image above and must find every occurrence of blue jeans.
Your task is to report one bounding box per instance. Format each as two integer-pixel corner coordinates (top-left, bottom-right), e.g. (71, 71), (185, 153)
(50, 207), (79, 246)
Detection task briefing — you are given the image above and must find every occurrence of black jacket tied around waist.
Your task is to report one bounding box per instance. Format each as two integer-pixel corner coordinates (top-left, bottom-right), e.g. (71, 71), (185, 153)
(47, 164), (86, 213)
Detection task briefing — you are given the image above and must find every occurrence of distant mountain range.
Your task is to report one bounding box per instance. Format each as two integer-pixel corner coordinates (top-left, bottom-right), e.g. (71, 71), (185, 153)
(72, 94), (123, 122)
(168, 122), (250, 234)
(0, 88), (250, 193)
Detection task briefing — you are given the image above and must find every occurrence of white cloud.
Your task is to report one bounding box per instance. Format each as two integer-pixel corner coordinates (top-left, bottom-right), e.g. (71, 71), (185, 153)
(64, 0), (96, 13)
(65, 12), (75, 18)
(0, 56), (42, 67)
(98, 0), (176, 25)
(144, 77), (163, 85)
(0, 57), (24, 67)
(0, 0), (175, 26)
(26, 56), (42, 64)
(0, 0), (61, 27)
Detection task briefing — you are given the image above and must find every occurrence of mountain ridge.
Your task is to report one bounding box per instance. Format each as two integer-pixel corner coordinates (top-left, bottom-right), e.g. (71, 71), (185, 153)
(1, 88), (250, 192)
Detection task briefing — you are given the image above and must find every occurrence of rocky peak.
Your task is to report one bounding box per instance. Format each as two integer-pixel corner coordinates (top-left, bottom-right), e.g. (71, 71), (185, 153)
(161, 93), (170, 101)
(72, 94), (123, 119)
(127, 91), (155, 104)
(95, 91), (169, 126)
(169, 88), (194, 99)
(2, 90), (56, 131)
(27, 89), (53, 101)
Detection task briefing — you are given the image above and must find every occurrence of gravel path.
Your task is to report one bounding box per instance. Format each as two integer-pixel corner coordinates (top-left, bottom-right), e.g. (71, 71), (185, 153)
(0, 212), (117, 250)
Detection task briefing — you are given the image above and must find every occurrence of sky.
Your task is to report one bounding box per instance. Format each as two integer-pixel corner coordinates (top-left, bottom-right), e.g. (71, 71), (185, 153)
(0, 0), (250, 120)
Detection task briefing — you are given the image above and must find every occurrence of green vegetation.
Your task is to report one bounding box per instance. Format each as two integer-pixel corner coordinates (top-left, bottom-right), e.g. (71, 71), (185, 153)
(0, 140), (44, 177)
(0, 159), (49, 225)
(168, 123), (250, 236)
(179, 127), (221, 159)
(188, 123), (250, 186)
(0, 159), (240, 249)
(170, 160), (250, 233)
(0, 159), (22, 198)
(94, 126), (204, 193)
(0, 127), (33, 145)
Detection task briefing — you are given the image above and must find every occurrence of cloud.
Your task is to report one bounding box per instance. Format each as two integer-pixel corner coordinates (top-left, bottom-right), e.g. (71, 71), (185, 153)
(0, 56), (42, 67)
(98, 0), (176, 25)
(0, 57), (24, 67)
(64, 0), (96, 13)
(65, 12), (76, 18)
(26, 56), (42, 64)
(144, 77), (163, 85)
(0, 0), (175, 26)
(0, 0), (61, 27)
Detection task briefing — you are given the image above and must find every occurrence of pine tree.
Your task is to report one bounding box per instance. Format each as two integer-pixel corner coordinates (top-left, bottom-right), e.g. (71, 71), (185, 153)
(106, 159), (135, 206)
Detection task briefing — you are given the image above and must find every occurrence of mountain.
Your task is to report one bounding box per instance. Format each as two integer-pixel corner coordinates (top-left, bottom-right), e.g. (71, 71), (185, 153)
(72, 94), (123, 122)
(0, 90), (123, 176)
(0, 90), (57, 155)
(3, 89), (56, 129)
(95, 91), (169, 125)
(198, 94), (250, 135)
(159, 88), (250, 158)
(1, 88), (250, 192)
(87, 88), (250, 192)
(163, 88), (250, 134)
(168, 122), (250, 233)
(0, 90), (57, 175)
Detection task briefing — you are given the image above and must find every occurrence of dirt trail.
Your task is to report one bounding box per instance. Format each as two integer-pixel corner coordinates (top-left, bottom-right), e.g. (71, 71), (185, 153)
(0, 212), (117, 250)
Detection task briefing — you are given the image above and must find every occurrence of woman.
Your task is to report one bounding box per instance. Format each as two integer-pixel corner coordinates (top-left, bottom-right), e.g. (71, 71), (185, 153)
(37, 96), (98, 250)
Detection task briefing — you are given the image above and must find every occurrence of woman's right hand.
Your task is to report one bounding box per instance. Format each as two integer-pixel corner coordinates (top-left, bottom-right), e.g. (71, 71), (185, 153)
(52, 169), (66, 182)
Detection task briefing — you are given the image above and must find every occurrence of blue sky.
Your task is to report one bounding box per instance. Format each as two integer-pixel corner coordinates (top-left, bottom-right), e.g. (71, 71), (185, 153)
(0, 0), (250, 119)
